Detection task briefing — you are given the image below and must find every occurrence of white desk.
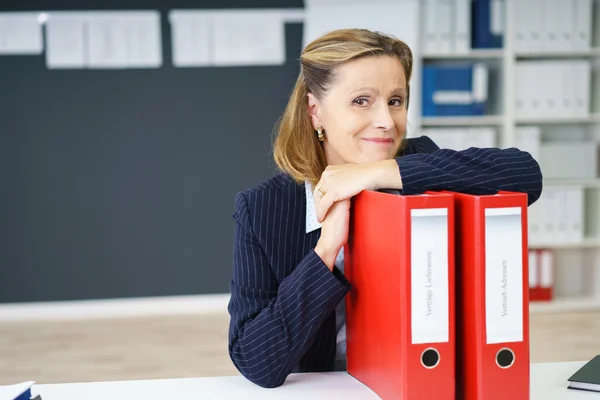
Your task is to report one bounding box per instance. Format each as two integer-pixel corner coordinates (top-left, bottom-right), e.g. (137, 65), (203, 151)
(33, 361), (595, 400)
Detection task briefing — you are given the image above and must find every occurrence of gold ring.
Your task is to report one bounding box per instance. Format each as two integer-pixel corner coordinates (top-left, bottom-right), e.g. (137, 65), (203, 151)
(317, 187), (326, 198)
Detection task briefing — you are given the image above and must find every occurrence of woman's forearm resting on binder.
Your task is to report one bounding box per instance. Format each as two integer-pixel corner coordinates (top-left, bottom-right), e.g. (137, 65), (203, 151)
(312, 143), (542, 223)
(396, 144), (543, 206)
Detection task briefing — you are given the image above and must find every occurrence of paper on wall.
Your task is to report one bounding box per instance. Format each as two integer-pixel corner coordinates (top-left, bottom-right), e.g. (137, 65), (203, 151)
(169, 9), (287, 67)
(212, 10), (285, 67)
(87, 11), (162, 69)
(0, 12), (43, 55)
(44, 13), (87, 69)
(169, 10), (212, 67)
(87, 13), (128, 68)
(44, 11), (162, 69)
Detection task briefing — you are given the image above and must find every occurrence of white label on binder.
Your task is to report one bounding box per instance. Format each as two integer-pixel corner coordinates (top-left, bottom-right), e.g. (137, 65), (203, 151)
(490, 0), (504, 35)
(411, 208), (449, 344)
(485, 207), (524, 344)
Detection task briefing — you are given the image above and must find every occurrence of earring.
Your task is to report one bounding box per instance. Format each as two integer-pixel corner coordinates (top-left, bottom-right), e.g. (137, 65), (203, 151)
(316, 125), (324, 142)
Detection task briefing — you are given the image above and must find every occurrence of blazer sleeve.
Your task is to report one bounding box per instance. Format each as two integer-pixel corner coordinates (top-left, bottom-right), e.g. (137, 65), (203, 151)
(227, 191), (350, 389)
(396, 136), (543, 206)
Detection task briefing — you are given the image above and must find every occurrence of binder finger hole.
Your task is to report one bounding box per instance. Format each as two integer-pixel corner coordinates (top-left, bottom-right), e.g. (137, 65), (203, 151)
(421, 348), (440, 369)
(496, 348), (515, 369)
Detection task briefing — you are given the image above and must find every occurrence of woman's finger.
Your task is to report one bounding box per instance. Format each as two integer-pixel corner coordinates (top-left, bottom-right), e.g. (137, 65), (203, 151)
(317, 193), (335, 222)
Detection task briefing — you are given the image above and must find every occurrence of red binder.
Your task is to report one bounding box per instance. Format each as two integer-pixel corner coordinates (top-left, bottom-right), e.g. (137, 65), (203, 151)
(344, 189), (455, 400)
(452, 191), (530, 400)
(529, 249), (553, 302)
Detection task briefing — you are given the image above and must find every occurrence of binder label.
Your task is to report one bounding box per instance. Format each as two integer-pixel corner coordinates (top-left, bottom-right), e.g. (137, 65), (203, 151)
(485, 207), (524, 344)
(411, 208), (449, 344)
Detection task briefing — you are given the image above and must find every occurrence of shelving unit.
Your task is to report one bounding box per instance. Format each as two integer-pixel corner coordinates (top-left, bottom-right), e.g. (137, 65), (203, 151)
(544, 179), (600, 189)
(422, 49), (505, 60)
(421, 115), (504, 127)
(529, 239), (600, 251)
(418, 0), (600, 314)
(516, 114), (600, 125)
(515, 48), (600, 59)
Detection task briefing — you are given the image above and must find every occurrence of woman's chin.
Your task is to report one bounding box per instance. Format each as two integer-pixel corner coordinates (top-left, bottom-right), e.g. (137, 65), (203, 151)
(357, 152), (395, 164)
(356, 143), (398, 162)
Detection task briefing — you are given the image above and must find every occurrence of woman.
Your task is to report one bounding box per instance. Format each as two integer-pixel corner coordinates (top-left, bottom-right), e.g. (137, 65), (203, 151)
(227, 28), (542, 388)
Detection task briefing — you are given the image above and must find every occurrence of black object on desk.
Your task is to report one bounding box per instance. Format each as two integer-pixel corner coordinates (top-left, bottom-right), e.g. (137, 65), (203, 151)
(567, 355), (600, 392)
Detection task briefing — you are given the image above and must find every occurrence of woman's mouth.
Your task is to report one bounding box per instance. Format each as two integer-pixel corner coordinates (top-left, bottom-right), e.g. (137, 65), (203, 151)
(362, 138), (394, 144)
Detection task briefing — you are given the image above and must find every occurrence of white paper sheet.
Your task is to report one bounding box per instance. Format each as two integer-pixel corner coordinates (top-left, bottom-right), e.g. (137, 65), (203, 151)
(0, 381), (34, 400)
(44, 13), (87, 69)
(169, 9), (286, 68)
(45, 11), (161, 69)
(123, 12), (162, 68)
(87, 13), (128, 68)
(0, 12), (43, 55)
(211, 10), (285, 67)
(87, 11), (162, 69)
(169, 11), (212, 67)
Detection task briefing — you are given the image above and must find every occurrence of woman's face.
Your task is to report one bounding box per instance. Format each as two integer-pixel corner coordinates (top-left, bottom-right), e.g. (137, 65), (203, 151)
(308, 55), (407, 165)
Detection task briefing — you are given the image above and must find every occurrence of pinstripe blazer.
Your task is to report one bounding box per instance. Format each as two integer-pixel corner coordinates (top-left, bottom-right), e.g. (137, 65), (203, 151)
(227, 135), (542, 388)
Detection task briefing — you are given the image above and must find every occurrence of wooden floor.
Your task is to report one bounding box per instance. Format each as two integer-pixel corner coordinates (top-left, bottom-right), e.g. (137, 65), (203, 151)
(1, 311), (600, 385)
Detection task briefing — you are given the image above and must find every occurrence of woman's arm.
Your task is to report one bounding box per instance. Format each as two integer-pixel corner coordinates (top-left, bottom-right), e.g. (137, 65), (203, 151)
(395, 136), (543, 206)
(312, 136), (543, 221)
(227, 191), (350, 389)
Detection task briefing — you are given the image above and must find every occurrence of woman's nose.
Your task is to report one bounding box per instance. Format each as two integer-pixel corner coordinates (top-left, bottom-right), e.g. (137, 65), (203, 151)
(373, 104), (395, 130)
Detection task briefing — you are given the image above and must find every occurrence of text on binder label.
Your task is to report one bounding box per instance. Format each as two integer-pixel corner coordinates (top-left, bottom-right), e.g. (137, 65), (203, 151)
(485, 207), (524, 344)
(411, 208), (449, 344)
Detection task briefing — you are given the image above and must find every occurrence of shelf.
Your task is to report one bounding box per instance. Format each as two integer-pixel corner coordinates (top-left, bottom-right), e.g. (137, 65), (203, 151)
(515, 114), (600, 125)
(544, 179), (600, 189)
(516, 48), (600, 59)
(529, 296), (600, 314)
(529, 238), (600, 250)
(420, 115), (504, 127)
(422, 49), (504, 60)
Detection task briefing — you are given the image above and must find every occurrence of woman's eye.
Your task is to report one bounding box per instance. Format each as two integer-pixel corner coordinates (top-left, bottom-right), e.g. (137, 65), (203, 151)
(353, 98), (369, 106)
(390, 98), (404, 106)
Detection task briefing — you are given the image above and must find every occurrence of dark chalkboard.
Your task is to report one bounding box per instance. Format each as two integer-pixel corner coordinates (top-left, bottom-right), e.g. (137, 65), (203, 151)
(0, 0), (304, 302)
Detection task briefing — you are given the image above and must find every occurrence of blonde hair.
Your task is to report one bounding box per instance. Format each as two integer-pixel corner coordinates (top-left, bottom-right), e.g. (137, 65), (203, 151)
(272, 28), (413, 186)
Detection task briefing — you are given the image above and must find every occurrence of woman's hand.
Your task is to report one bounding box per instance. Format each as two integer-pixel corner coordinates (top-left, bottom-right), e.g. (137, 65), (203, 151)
(313, 159), (403, 223)
(314, 198), (351, 271)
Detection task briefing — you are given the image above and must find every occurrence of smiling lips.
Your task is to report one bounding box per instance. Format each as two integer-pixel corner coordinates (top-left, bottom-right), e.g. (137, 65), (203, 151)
(362, 138), (394, 144)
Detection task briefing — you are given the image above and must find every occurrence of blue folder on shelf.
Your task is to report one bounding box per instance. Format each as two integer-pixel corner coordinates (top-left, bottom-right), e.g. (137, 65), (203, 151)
(422, 63), (488, 117)
(472, 0), (504, 49)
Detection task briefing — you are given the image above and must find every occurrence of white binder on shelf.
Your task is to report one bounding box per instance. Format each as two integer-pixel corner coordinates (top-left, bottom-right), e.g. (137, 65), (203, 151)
(527, 0), (544, 53)
(541, 0), (560, 52)
(528, 250), (538, 289)
(435, 0), (452, 54)
(421, 0), (438, 55)
(556, 0), (574, 52)
(453, 0), (470, 53)
(514, 125), (541, 162)
(539, 250), (554, 291)
(566, 187), (584, 244)
(555, 189), (569, 244)
(572, 0), (592, 51)
(513, 0), (529, 53)
(572, 61), (591, 117)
